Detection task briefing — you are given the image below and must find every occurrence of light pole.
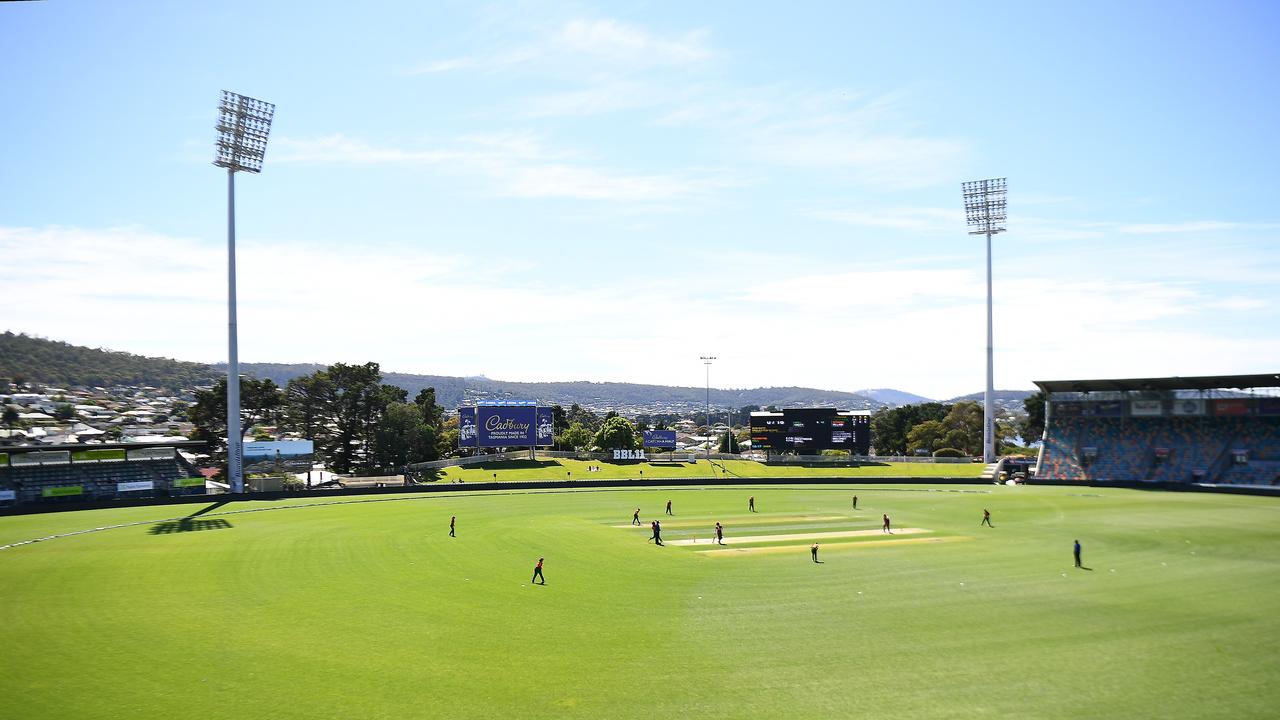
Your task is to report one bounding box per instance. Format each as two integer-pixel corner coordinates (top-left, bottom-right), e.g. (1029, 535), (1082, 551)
(962, 178), (1007, 464)
(700, 356), (715, 459)
(214, 91), (275, 493)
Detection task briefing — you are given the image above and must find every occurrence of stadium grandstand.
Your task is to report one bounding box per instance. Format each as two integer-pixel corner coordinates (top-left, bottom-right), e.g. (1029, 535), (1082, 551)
(0, 441), (208, 507)
(1034, 374), (1280, 486)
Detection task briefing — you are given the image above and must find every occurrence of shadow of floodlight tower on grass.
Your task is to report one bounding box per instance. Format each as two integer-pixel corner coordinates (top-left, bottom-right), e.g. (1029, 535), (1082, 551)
(148, 500), (234, 535)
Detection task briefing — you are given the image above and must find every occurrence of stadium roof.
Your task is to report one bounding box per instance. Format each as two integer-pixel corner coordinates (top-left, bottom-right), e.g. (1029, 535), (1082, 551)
(1034, 373), (1280, 393)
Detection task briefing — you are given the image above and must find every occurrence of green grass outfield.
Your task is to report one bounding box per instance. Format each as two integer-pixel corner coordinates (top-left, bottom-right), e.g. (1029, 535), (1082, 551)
(1, 484), (1277, 719)
(428, 457), (984, 482)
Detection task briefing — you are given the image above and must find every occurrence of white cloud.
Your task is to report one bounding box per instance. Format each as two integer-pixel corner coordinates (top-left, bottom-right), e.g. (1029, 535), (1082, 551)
(808, 207), (962, 232)
(6, 225), (1277, 401)
(556, 19), (712, 66)
(1116, 221), (1277, 235)
(1204, 296), (1269, 312)
(272, 132), (733, 202)
(411, 17), (711, 76)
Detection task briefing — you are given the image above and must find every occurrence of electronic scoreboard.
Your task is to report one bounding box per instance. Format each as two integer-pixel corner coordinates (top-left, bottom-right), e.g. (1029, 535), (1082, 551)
(749, 408), (871, 455)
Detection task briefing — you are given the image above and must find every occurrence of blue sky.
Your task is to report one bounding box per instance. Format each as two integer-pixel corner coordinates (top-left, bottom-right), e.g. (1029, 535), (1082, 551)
(2, 1), (1277, 400)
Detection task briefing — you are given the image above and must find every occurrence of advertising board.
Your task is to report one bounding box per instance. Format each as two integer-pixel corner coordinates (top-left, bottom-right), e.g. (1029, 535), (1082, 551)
(536, 406), (554, 446)
(1129, 400), (1164, 416)
(1053, 402), (1083, 417)
(116, 481), (154, 493)
(172, 477), (207, 488)
(643, 430), (677, 448)
(1212, 399), (1250, 416)
(476, 405), (554, 447)
(1172, 399), (1206, 416)
(458, 407), (478, 447)
(41, 485), (83, 498)
(243, 440), (314, 460)
(1086, 401), (1124, 417)
(126, 447), (175, 461)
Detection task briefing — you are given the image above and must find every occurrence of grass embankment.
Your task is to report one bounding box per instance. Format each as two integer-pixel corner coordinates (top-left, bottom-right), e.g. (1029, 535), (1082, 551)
(427, 457), (984, 483)
(1, 485), (1277, 719)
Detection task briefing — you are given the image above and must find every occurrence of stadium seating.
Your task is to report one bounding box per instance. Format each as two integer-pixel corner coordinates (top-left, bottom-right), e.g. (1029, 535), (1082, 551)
(1038, 415), (1280, 485)
(0, 454), (208, 503)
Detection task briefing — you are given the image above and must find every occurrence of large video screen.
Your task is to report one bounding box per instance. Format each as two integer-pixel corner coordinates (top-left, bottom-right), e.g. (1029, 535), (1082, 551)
(459, 404), (555, 448)
(750, 409), (870, 455)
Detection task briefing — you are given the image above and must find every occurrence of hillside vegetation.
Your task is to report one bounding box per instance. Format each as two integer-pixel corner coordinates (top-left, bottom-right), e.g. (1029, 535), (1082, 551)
(0, 332), (218, 390)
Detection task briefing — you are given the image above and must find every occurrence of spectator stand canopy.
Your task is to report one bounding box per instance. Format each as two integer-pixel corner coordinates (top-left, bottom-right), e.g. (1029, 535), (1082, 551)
(1034, 374), (1280, 396)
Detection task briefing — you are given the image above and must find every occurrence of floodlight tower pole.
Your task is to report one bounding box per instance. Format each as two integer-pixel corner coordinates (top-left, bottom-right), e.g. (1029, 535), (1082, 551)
(701, 356), (715, 459)
(214, 91), (275, 494)
(226, 168), (242, 493)
(962, 178), (1007, 465)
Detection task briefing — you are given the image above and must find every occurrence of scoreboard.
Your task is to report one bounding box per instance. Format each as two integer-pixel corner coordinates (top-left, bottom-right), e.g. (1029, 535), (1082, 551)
(750, 408), (871, 455)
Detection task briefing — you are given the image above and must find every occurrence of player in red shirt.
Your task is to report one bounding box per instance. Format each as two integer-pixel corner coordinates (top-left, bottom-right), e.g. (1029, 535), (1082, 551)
(449, 515), (456, 537)
(882, 514), (891, 534)
(532, 557), (545, 585)
(981, 509), (993, 528)
(714, 522), (724, 545)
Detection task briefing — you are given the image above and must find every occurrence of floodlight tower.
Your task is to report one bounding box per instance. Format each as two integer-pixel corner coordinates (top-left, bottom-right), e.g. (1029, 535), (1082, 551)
(700, 356), (716, 459)
(214, 91), (275, 493)
(962, 177), (1007, 464)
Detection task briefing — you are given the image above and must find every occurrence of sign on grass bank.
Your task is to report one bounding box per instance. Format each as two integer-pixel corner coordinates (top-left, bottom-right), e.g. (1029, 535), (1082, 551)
(643, 430), (677, 448)
(613, 449), (646, 460)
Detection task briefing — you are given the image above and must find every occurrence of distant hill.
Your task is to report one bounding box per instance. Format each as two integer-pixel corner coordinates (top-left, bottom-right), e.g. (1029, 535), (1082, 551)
(856, 388), (934, 406)
(0, 331), (218, 391)
(7, 333), (890, 411)
(945, 389), (1037, 414)
(945, 389), (1037, 404)
(227, 363), (884, 412)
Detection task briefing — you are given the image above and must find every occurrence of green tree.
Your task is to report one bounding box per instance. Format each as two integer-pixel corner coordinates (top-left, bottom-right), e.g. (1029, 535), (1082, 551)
(283, 373), (334, 442)
(551, 405), (569, 437)
(718, 428), (742, 453)
(567, 403), (601, 432)
(1019, 390), (1046, 444)
(372, 402), (438, 470)
(938, 401), (984, 456)
(53, 403), (74, 421)
(189, 376), (283, 472)
(906, 419), (945, 455)
(3, 405), (18, 432)
(438, 415), (460, 456)
(315, 362), (385, 473)
(557, 421), (594, 451)
(871, 402), (950, 455)
(593, 416), (638, 451)
(413, 387), (445, 429)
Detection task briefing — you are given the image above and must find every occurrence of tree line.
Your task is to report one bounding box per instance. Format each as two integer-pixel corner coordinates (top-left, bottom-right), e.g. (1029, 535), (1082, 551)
(191, 362), (453, 476)
(868, 393), (1045, 456)
(191, 362), (1046, 475)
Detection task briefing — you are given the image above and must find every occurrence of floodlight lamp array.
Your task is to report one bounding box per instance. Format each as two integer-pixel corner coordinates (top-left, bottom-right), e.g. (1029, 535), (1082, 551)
(962, 177), (1007, 235)
(214, 90), (275, 173)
